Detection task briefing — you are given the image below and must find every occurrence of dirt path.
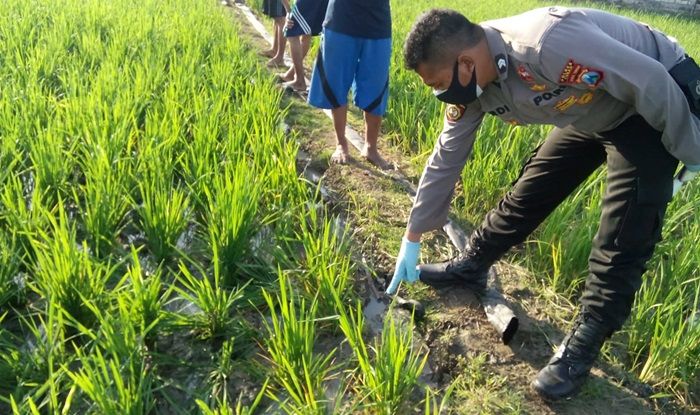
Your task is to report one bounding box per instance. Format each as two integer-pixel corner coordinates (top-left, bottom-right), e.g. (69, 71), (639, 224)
(224, 2), (685, 413)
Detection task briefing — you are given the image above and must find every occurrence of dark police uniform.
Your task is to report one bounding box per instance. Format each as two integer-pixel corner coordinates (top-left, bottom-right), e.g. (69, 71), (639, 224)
(408, 7), (700, 329)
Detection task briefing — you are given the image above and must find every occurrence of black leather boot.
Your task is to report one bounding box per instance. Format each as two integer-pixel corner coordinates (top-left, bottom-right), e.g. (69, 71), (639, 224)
(532, 311), (613, 400)
(418, 234), (499, 292)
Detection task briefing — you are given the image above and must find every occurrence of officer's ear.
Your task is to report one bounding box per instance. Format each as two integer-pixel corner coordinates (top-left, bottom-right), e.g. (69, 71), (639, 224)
(456, 53), (476, 73)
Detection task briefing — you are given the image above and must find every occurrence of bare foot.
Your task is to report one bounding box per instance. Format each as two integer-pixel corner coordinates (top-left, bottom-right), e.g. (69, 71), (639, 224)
(362, 147), (393, 170)
(283, 80), (307, 92)
(260, 49), (275, 58)
(331, 145), (352, 164)
(276, 71), (294, 83)
(266, 58), (287, 68)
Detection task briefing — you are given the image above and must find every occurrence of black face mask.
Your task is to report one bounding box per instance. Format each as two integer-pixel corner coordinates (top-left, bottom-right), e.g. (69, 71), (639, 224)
(433, 60), (482, 105)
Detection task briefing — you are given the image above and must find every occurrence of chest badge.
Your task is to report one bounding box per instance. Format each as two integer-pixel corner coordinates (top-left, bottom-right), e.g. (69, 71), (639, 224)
(517, 65), (534, 83)
(530, 84), (547, 92)
(446, 104), (466, 123)
(559, 59), (604, 88)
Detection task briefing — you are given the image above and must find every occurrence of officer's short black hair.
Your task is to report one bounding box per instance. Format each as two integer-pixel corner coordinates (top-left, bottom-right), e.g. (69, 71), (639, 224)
(404, 9), (485, 71)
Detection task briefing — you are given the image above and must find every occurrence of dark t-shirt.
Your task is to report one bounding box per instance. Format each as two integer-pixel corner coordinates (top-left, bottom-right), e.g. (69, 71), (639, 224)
(324, 0), (391, 39)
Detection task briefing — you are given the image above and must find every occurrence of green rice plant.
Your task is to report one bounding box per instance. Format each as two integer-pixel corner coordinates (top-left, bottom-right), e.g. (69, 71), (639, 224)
(0, 174), (49, 260)
(0, 230), (23, 308)
(204, 162), (262, 283)
(8, 302), (70, 414)
(196, 379), (269, 415)
(422, 381), (457, 415)
(172, 246), (247, 340)
(10, 395), (41, 415)
(335, 297), (428, 414)
(293, 205), (354, 318)
(261, 271), (335, 414)
(208, 338), (237, 403)
(138, 179), (191, 263)
(0, 312), (19, 398)
(119, 247), (169, 340)
(65, 289), (149, 364)
(627, 266), (700, 402)
(29, 203), (115, 328)
(76, 147), (131, 256)
(27, 122), (77, 204)
(60, 259), (160, 412)
(65, 346), (155, 415)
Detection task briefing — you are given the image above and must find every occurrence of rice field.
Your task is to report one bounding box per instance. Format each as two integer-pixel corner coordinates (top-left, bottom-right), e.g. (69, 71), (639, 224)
(1, 0), (699, 413)
(0, 0), (420, 413)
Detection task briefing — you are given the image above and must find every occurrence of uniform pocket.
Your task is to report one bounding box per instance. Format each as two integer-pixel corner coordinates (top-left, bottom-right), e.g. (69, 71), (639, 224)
(614, 176), (671, 251)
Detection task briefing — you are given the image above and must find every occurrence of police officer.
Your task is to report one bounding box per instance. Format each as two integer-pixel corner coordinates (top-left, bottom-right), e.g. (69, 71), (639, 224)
(387, 7), (700, 400)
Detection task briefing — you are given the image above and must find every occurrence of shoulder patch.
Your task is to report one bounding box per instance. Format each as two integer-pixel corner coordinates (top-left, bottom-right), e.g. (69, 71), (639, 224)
(445, 104), (466, 123)
(559, 59), (604, 88)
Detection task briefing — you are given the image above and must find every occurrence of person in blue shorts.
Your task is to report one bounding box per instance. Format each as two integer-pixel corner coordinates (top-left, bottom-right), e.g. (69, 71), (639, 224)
(308, 0), (392, 169)
(261, 0), (290, 68)
(279, 0), (329, 92)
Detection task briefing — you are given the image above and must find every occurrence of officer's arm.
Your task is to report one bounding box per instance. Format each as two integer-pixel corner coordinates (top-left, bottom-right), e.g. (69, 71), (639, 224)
(539, 18), (700, 166)
(407, 105), (485, 235)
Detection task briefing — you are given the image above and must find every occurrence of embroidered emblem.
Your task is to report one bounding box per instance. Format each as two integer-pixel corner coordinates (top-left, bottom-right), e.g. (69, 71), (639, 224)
(446, 104), (466, 122)
(554, 95), (577, 112)
(559, 59), (604, 88)
(495, 54), (508, 74)
(581, 71), (602, 87)
(577, 92), (594, 105)
(517, 65), (534, 83)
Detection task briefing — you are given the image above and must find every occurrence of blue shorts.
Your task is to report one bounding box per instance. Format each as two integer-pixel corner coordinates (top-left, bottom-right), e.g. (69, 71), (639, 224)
(284, 0), (329, 37)
(308, 29), (391, 116)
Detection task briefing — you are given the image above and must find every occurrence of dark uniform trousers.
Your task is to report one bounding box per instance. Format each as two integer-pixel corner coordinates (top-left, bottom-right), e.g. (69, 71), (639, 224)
(473, 115), (678, 330)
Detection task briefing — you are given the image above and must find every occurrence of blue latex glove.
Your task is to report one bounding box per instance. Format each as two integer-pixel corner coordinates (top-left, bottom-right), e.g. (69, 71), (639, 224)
(385, 238), (420, 295)
(673, 165), (700, 195)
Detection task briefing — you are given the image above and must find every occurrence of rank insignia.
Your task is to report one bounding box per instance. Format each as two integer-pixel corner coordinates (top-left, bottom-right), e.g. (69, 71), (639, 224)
(577, 92), (594, 105)
(553, 95), (577, 112)
(559, 59), (604, 88)
(446, 104), (466, 123)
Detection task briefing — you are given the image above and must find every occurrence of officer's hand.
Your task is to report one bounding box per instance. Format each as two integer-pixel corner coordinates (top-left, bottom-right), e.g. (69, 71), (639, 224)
(385, 238), (421, 295)
(673, 164), (699, 195)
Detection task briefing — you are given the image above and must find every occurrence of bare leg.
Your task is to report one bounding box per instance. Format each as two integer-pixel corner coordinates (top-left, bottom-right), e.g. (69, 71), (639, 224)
(262, 17), (279, 58)
(301, 35), (311, 57)
(331, 106), (351, 164)
(267, 18), (287, 67)
(361, 111), (391, 170)
(280, 35), (312, 82)
(285, 36), (306, 90)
